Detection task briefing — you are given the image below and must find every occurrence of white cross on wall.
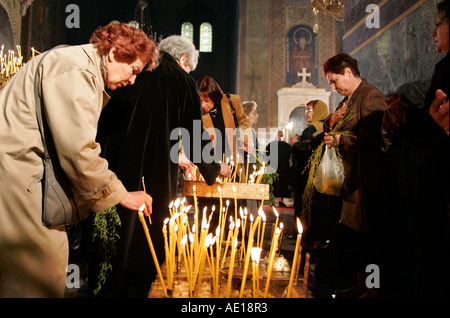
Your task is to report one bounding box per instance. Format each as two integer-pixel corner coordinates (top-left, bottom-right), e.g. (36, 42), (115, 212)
(297, 68), (311, 83)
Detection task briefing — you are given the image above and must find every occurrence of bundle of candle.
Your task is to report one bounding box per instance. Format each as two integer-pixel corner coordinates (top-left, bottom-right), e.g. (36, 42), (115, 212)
(142, 185), (311, 298)
(0, 45), (41, 90)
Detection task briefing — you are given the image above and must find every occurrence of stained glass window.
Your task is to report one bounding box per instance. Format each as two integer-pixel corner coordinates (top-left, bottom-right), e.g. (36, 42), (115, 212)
(181, 22), (194, 43)
(199, 22), (212, 52)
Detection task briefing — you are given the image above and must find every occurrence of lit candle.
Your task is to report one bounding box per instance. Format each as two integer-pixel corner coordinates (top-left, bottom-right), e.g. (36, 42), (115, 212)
(286, 218), (303, 298)
(245, 154), (250, 183)
(239, 207), (247, 261)
(195, 233), (210, 297)
(258, 208), (266, 249)
(226, 238), (238, 298)
(264, 227), (281, 298)
(251, 247), (262, 298)
(162, 218), (171, 290)
(221, 218), (234, 269)
(232, 185), (237, 225)
(138, 207), (168, 297)
(215, 225), (221, 294)
(180, 234), (193, 297)
(239, 214), (261, 298)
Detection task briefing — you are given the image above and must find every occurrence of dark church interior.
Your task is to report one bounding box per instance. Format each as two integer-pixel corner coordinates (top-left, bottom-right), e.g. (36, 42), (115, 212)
(1, 0), (449, 303)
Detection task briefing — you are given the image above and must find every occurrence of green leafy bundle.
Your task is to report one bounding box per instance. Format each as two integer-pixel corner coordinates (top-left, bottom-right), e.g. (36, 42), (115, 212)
(92, 206), (121, 295)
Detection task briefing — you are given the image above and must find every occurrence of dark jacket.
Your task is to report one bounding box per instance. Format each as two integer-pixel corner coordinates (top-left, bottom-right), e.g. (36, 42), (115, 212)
(95, 52), (220, 288)
(323, 79), (397, 200)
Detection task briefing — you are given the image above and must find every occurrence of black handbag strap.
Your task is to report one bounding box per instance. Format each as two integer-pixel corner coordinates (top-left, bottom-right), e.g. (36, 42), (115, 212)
(225, 93), (240, 129)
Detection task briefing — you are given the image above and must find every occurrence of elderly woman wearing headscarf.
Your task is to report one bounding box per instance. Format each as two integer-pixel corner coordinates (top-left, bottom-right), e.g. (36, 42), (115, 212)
(290, 100), (331, 247)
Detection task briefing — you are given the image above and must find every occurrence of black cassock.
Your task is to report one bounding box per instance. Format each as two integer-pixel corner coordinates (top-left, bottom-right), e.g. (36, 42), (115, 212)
(94, 52), (220, 297)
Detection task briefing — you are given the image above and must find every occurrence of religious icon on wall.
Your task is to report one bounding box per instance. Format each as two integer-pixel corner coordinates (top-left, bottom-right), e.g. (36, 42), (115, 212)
(286, 25), (317, 86)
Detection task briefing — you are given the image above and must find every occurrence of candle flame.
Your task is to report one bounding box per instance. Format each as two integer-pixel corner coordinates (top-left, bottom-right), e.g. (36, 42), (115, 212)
(249, 214), (254, 222)
(215, 226), (220, 236)
(164, 218), (169, 225)
(138, 203), (146, 212)
(181, 234), (187, 246)
(258, 206), (266, 221)
(232, 185), (236, 193)
(251, 247), (262, 264)
(233, 238), (238, 249)
(272, 206), (279, 218)
(193, 185), (196, 192)
(239, 206), (244, 219)
(226, 200), (230, 207)
(189, 233), (194, 243)
(236, 218), (241, 229)
(218, 186), (221, 192)
(205, 234), (212, 247)
(297, 218), (303, 234)
(174, 197), (181, 209)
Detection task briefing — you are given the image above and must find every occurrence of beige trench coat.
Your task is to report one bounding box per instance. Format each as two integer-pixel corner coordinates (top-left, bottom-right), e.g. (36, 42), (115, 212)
(0, 44), (127, 297)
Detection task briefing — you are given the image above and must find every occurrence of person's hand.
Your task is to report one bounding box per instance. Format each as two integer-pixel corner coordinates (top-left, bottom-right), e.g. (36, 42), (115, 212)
(429, 89), (449, 135)
(330, 102), (349, 126)
(178, 151), (195, 170)
(219, 163), (231, 178)
(243, 140), (254, 154)
(184, 166), (197, 181)
(324, 133), (341, 147)
(119, 191), (153, 216)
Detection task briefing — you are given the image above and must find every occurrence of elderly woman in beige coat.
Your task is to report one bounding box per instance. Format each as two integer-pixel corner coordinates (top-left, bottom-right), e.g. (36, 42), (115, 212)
(0, 23), (157, 297)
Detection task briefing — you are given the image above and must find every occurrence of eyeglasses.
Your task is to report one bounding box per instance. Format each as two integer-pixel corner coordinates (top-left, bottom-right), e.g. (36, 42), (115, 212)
(304, 109), (313, 114)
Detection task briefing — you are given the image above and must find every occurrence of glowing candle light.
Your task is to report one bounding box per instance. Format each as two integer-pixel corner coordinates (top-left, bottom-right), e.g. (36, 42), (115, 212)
(264, 227), (281, 298)
(286, 218), (303, 298)
(251, 247), (262, 298)
(226, 238), (238, 298)
(258, 208), (266, 249)
(239, 214), (261, 298)
(180, 234), (193, 297)
(232, 185), (237, 225)
(221, 218), (234, 269)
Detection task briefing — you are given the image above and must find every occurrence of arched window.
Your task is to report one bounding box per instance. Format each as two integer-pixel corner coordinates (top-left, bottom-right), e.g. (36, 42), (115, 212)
(181, 22), (194, 43)
(199, 22), (212, 52)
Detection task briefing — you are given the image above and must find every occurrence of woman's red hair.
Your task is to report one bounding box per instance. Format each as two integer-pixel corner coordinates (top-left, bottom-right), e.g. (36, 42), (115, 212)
(90, 22), (159, 70)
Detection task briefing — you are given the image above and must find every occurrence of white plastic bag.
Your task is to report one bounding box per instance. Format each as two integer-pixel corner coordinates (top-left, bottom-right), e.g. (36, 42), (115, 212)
(314, 146), (344, 196)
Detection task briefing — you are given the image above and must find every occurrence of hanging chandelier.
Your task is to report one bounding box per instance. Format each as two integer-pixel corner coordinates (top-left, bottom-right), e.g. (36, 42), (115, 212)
(311, 0), (344, 21)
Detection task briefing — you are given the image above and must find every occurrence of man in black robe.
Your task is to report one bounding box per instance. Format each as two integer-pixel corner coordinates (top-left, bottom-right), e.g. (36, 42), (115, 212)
(92, 36), (230, 297)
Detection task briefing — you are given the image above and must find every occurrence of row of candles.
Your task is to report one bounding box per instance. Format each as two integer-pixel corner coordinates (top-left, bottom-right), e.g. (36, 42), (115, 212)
(195, 154), (266, 184)
(138, 185), (306, 298)
(1, 45), (41, 79)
